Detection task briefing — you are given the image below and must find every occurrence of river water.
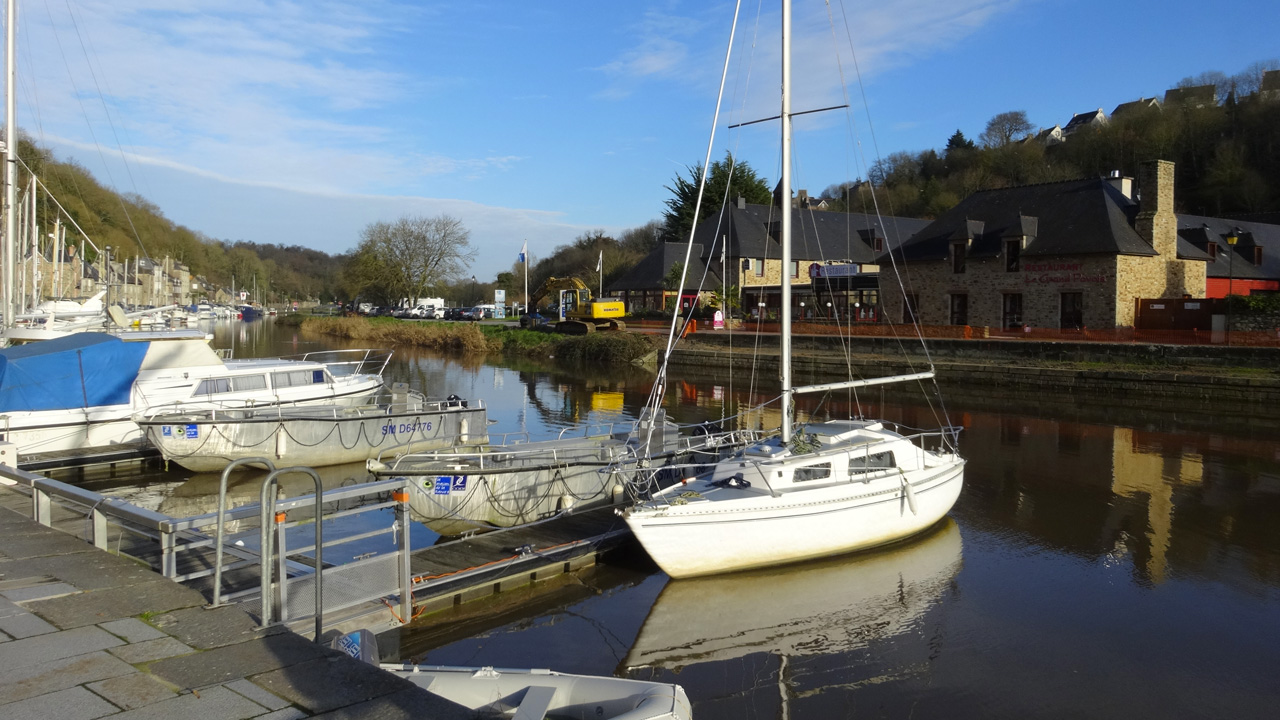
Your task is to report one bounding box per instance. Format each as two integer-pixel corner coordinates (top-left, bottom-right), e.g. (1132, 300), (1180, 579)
(69, 319), (1280, 719)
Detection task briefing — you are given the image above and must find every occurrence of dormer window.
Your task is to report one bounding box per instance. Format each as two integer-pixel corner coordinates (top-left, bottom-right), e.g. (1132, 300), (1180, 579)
(1005, 239), (1021, 272)
(951, 242), (966, 274)
(1255, 247), (1263, 266)
(1207, 243), (1218, 260)
(874, 237), (884, 253)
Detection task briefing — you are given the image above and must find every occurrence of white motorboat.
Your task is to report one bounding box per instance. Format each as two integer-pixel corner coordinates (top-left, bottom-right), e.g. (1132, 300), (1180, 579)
(0, 332), (390, 457)
(370, 413), (755, 535)
(622, 0), (965, 578)
(139, 388), (488, 472)
(331, 628), (692, 720)
(381, 664), (692, 720)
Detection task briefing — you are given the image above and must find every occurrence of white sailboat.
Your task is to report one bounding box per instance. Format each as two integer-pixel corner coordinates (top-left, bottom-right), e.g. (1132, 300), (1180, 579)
(623, 0), (965, 578)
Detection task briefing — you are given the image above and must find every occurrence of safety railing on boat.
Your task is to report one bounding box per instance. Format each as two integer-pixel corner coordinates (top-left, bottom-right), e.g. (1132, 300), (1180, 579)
(0, 463), (416, 637)
(285, 348), (394, 378)
(138, 394), (485, 424)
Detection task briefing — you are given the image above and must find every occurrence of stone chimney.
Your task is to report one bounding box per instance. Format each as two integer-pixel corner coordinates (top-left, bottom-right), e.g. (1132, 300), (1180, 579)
(1135, 160), (1176, 258)
(737, 196), (746, 210)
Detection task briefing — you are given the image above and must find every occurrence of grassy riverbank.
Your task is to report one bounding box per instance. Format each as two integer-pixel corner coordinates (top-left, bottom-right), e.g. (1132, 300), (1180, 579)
(300, 316), (659, 364)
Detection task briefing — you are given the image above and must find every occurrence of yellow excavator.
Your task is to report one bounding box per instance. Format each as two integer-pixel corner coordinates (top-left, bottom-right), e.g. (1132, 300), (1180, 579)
(524, 276), (626, 334)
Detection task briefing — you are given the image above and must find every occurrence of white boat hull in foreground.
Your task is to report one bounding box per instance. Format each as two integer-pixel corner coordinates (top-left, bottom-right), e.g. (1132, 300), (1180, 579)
(624, 420), (964, 578)
(381, 664), (692, 720)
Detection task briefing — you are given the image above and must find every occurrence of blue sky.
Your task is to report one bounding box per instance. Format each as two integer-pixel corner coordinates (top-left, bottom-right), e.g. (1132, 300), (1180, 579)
(15, 0), (1279, 281)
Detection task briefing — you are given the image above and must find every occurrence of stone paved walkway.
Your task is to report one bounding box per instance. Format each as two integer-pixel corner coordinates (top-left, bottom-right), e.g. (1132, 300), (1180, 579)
(0, 490), (469, 719)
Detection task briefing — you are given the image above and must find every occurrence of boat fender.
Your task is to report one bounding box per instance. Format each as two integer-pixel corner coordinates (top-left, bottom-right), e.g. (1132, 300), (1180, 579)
(901, 472), (918, 515)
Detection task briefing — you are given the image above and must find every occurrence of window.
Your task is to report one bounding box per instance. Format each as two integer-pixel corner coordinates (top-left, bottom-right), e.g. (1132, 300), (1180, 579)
(849, 452), (895, 475)
(1207, 243), (1219, 260)
(1060, 292), (1083, 330)
(1002, 293), (1023, 330)
(903, 293), (919, 324)
(874, 237), (884, 253)
(1005, 239), (1021, 272)
(790, 260), (800, 279)
(273, 369), (326, 388)
(1255, 247), (1263, 266)
(195, 378), (231, 396)
(754, 259), (764, 277)
(949, 294), (968, 326)
(231, 375), (267, 392)
(951, 242), (966, 274)
(793, 462), (832, 482)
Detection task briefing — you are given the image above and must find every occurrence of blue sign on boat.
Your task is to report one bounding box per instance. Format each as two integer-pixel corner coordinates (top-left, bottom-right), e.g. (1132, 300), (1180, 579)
(433, 476), (452, 495)
(161, 426), (172, 437)
(452, 476), (467, 491)
(184, 424), (198, 439)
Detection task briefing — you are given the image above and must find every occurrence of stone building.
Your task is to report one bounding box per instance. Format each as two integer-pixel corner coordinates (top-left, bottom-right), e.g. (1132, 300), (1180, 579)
(608, 198), (927, 320)
(879, 160), (1208, 330)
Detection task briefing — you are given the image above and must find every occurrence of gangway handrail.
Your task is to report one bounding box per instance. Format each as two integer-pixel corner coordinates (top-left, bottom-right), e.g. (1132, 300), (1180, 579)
(260, 466), (324, 641)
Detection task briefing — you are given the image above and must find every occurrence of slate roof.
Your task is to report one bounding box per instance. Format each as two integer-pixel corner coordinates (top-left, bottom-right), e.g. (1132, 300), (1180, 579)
(1164, 85), (1216, 107)
(609, 203), (928, 293)
(1064, 108), (1106, 132)
(1112, 97), (1161, 117)
(691, 203), (928, 264)
(1176, 216), (1280, 280)
(881, 177), (1161, 263)
(607, 242), (710, 292)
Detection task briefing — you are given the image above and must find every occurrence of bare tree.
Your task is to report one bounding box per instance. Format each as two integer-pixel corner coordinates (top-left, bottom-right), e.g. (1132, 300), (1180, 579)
(979, 111), (1034, 148)
(348, 214), (475, 305)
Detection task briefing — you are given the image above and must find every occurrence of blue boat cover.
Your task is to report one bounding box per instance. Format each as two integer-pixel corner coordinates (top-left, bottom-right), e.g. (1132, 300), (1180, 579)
(0, 334), (150, 411)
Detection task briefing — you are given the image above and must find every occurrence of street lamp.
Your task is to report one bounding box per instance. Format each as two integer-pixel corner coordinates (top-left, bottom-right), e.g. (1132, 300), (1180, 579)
(1225, 228), (1241, 346)
(470, 275), (477, 305)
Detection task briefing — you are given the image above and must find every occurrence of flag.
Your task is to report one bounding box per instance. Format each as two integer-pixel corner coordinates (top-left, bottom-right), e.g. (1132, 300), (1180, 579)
(518, 241), (527, 264)
(596, 250), (602, 272)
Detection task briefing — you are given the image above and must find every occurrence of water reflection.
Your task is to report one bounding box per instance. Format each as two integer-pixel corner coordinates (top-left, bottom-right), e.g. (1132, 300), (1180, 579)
(622, 520), (960, 713)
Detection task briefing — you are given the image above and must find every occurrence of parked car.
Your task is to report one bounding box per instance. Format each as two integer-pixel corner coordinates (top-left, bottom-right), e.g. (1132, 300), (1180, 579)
(444, 307), (463, 320)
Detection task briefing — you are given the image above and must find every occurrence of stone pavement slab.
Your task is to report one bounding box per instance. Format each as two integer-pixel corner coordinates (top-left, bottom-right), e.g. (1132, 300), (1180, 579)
(86, 673), (178, 711)
(258, 708), (309, 720)
(225, 677), (292, 711)
(0, 650), (134, 705)
(0, 625), (123, 671)
(0, 521), (97, 560)
(0, 602), (56, 639)
(99, 684), (268, 720)
(149, 632), (330, 690)
(100, 617), (168, 643)
(153, 604), (270, 649)
(1, 581), (80, 602)
(108, 636), (196, 664)
(26, 578), (205, 628)
(250, 655), (416, 714)
(0, 684), (120, 720)
(0, 551), (164, 591)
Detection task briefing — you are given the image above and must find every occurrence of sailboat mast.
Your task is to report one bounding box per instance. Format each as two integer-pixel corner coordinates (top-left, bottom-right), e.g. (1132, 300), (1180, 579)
(780, 0), (793, 444)
(3, 0), (16, 336)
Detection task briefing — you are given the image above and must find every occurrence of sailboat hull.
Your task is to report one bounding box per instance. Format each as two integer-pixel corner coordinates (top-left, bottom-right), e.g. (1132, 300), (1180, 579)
(625, 460), (963, 579)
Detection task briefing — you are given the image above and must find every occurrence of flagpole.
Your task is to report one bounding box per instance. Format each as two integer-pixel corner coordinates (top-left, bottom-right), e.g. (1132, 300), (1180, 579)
(598, 249), (603, 299)
(522, 240), (528, 314)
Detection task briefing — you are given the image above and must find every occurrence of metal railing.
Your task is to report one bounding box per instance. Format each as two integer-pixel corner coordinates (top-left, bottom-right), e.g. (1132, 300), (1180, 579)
(286, 348), (394, 377)
(0, 462), (414, 636)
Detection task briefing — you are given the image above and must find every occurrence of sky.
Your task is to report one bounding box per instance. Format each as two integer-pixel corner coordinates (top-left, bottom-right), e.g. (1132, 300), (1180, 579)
(12, 0), (1280, 282)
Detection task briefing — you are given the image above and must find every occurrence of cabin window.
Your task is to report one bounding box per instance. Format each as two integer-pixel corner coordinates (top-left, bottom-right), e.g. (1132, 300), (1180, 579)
(194, 378), (232, 396)
(273, 369), (326, 388)
(232, 375), (267, 392)
(1005, 239), (1021, 272)
(793, 462), (832, 482)
(849, 452), (895, 474)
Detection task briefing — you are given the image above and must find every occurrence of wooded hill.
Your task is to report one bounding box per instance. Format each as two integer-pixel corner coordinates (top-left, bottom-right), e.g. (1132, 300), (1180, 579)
(827, 69), (1280, 220)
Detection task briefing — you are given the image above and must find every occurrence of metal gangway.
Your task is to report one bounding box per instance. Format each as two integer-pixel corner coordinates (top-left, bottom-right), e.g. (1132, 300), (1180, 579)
(0, 459), (416, 638)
